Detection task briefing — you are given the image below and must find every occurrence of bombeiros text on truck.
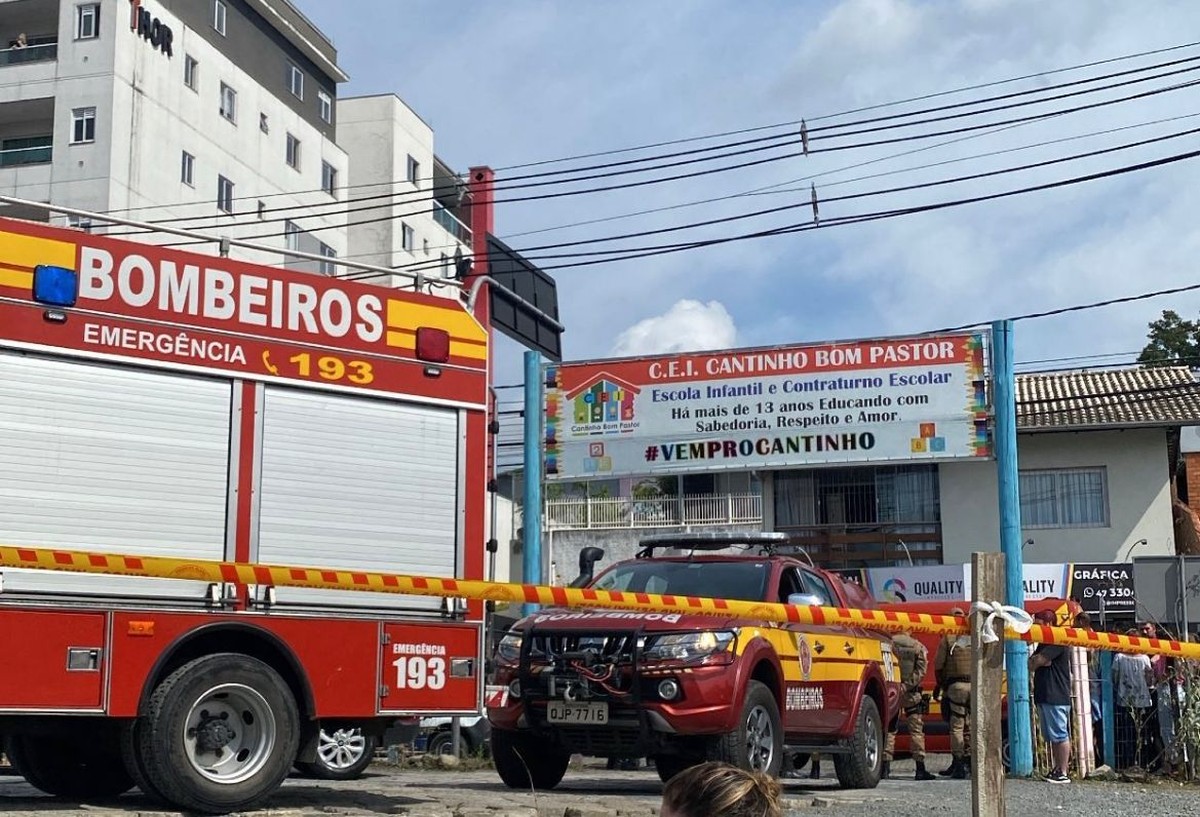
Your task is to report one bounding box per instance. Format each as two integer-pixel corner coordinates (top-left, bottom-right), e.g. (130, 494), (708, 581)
(0, 215), (495, 813)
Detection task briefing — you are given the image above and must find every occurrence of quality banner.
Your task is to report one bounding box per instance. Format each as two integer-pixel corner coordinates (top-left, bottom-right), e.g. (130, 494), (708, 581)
(543, 332), (991, 480)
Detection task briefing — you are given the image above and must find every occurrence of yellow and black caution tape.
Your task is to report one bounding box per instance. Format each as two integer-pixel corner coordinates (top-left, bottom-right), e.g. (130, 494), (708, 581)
(1, 543), (1195, 660)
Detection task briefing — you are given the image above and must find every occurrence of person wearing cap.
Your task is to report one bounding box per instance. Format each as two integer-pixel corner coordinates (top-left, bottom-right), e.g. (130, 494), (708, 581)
(882, 628), (936, 780)
(1029, 609), (1072, 783)
(933, 606), (973, 779)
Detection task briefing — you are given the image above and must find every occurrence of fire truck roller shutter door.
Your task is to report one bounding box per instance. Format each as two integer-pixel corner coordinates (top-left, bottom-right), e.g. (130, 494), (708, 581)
(0, 351), (230, 599)
(255, 386), (460, 611)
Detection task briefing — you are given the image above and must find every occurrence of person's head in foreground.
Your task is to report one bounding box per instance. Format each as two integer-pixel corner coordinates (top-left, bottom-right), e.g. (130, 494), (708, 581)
(660, 762), (781, 817)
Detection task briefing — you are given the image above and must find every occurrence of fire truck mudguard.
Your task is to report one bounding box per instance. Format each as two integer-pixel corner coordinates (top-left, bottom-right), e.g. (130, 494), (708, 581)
(0, 218), (490, 813)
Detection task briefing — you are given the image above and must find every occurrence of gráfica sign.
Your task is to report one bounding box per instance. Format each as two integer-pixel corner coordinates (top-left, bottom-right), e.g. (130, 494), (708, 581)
(543, 332), (991, 480)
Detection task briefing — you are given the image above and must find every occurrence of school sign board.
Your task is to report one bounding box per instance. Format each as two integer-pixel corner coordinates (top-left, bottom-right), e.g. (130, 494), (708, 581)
(542, 332), (991, 480)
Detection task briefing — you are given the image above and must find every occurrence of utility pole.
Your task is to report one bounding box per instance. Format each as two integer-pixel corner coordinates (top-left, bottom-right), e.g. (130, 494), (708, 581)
(991, 319), (1032, 776)
(522, 350), (543, 617)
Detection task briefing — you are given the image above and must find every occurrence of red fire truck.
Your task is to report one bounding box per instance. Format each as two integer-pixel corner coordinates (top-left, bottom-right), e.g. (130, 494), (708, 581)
(0, 218), (490, 813)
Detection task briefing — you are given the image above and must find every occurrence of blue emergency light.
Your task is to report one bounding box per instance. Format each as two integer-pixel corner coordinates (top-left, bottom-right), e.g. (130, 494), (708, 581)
(33, 264), (78, 307)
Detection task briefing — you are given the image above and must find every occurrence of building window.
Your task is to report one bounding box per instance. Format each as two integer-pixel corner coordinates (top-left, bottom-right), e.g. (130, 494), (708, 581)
(286, 133), (300, 170)
(217, 175), (234, 213)
(257, 200), (266, 220)
(287, 63), (304, 100)
(259, 113), (269, 134)
(284, 220), (300, 251)
(406, 155), (420, 185)
(440, 253), (450, 277)
(184, 55), (199, 91)
(401, 223), (415, 252)
(213, 1), (227, 35)
(70, 107), (96, 144)
(75, 4), (101, 40)
(1019, 468), (1108, 529)
(318, 242), (336, 276)
(321, 161), (337, 197)
(219, 83), (237, 123)
(318, 91), (332, 124)
(181, 151), (195, 186)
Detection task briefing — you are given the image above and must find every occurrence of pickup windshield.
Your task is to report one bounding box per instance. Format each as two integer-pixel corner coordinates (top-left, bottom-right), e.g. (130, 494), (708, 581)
(590, 559), (769, 602)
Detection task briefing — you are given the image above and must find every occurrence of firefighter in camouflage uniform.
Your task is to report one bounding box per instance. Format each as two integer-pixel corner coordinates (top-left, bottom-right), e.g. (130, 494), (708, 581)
(933, 606), (974, 780)
(882, 629), (936, 780)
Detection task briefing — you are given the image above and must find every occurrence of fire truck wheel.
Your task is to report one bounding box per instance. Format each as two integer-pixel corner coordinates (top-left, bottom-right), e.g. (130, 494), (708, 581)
(295, 728), (378, 780)
(120, 719), (170, 804)
(138, 653), (301, 814)
(833, 696), (883, 789)
(6, 732), (135, 799)
(707, 680), (783, 776)
(491, 729), (569, 790)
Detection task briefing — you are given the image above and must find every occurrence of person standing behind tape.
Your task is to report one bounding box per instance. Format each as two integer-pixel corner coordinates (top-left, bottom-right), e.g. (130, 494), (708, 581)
(883, 629), (936, 780)
(1029, 609), (1072, 784)
(933, 606), (973, 779)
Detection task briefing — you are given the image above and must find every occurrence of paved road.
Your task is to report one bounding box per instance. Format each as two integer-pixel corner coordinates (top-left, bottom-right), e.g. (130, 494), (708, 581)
(1, 757), (1196, 816)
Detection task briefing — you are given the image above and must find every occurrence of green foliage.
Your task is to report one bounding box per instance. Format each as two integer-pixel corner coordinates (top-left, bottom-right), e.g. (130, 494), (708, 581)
(1138, 310), (1200, 367)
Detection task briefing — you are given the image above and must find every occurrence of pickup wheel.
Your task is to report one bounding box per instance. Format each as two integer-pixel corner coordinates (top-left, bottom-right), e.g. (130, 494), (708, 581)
(707, 680), (783, 776)
(492, 729), (569, 790)
(137, 653), (300, 814)
(834, 696), (883, 789)
(7, 732), (135, 800)
(295, 728), (377, 780)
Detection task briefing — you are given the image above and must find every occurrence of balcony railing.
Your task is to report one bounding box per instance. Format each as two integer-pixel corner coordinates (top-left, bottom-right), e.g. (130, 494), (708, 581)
(546, 492), (763, 530)
(0, 142), (52, 168)
(433, 201), (472, 245)
(0, 43), (57, 67)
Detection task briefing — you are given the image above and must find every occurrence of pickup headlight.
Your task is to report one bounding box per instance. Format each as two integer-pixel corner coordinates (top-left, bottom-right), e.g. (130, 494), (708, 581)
(496, 631), (522, 663)
(643, 631), (735, 662)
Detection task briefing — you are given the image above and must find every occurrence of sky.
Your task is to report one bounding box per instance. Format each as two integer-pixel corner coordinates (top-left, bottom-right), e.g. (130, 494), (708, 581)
(292, 0), (1200, 389)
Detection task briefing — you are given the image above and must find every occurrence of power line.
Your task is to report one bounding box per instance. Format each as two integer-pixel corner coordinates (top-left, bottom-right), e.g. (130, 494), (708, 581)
(349, 139), (1200, 281)
(480, 124), (1200, 258)
(494, 39), (1200, 172)
(96, 40), (1200, 235)
(117, 56), (1200, 242)
(943, 278), (1200, 332)
(371, 108), (1199, 268)
(156, 75), (1200, 254)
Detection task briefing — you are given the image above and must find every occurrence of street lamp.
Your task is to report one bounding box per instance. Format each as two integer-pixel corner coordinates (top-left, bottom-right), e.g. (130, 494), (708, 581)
(1121, 538), (1149, 562)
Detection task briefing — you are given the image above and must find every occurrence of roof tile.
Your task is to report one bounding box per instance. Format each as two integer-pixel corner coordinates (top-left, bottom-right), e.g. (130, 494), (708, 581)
(1016, 366), (1200, 430)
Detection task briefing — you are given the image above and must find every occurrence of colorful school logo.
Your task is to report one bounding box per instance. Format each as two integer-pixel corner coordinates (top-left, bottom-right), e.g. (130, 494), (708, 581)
(565, 373), (640, 429)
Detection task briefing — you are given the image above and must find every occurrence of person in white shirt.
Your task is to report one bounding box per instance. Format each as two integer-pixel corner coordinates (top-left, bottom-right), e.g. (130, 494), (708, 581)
(1111, 632), (1154, 769)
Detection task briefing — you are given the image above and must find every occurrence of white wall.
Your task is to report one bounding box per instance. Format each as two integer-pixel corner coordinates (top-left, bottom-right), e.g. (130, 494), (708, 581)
(338, 94), (466, 282)
(103, 3), (348, 267)
(0, 0), (348, 269)
(940, 428), (1174, 565)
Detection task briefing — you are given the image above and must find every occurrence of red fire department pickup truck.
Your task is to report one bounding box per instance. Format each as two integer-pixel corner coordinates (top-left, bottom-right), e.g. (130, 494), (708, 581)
(486, 532), (903, 789)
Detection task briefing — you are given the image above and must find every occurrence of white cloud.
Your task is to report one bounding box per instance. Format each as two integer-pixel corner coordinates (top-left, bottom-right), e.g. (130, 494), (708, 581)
(609, 300), (737, 357)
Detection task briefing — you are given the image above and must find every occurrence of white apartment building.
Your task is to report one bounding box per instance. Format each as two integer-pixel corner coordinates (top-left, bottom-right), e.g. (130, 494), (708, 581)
(0, 0), (349, 269)
(337, 94), (473, 288)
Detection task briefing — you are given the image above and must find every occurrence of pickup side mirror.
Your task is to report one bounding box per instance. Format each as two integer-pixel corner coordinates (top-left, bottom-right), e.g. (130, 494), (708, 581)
(569, 546), (605, 588)
(787, 593), (824, 608)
